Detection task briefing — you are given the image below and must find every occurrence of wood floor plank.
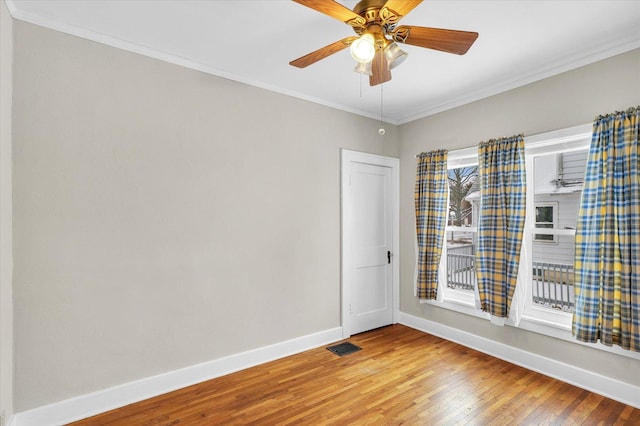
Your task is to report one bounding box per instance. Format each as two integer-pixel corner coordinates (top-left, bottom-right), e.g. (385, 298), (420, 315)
(69, 324), (639, 425)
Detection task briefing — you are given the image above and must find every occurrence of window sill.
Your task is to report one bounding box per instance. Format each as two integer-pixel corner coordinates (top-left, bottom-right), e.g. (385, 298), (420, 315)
(420, 296), (489, 321)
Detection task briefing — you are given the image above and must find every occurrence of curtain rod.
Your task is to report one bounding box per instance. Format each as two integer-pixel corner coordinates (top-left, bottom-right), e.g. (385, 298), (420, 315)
(413, 123), (592, 159)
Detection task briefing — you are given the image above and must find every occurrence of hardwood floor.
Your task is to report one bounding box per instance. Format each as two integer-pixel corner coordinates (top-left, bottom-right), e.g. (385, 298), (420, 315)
(69, 324), (640, 425)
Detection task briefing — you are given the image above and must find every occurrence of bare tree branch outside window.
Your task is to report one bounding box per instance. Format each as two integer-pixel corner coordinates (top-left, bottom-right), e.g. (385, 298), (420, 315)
(448, 167), (477, 226)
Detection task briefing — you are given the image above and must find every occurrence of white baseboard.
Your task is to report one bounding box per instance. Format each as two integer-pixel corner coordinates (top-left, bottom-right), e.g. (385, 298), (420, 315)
(12, 316), (639, 425)
(13, 327), (343, 426)
(398, 311), (640, 409)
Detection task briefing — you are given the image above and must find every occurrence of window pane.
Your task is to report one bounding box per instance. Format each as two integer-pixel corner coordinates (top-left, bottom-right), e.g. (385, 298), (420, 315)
(535, 234), (555, 241)
(531, 149), (587, 312)
(536, 206), (554, 223)
(446, 230), (476, 291)
(446, 166), (478, 292)
(448, 166), (478, 227)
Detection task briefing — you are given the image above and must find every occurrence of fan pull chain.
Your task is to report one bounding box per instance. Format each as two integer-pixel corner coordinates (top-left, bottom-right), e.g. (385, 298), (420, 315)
(378, 84), (385, 135)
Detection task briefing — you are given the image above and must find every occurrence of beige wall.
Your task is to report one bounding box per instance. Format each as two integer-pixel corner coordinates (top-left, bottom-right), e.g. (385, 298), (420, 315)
(0, 0), (14, 422)
(12, 21), (399, 411)
(398, 49), (640, 386)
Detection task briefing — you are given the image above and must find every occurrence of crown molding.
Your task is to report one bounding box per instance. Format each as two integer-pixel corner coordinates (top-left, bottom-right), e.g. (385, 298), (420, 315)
(4, 0), (401, 125)
(4, 2), (638, 123)
(397, 35), (640, 124)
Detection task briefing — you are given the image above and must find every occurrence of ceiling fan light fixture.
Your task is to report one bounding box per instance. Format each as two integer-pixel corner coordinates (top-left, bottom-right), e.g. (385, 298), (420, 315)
(350, 33), (376, 63)
(384, 42), (408, 69)
(353, 60), (373, 76)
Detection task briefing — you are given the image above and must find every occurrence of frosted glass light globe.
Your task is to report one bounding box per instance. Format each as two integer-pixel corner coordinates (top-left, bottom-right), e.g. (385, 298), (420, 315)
(350, 34), (376, 63)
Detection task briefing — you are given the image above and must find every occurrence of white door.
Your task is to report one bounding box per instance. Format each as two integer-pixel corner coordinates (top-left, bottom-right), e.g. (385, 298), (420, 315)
(342, 150), (398, 336)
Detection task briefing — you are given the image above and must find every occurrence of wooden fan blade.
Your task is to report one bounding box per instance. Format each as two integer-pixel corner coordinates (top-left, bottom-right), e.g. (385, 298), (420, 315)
(293, 0), (366, 27)
(290, 37), (358, 68)
(369, 49), (392, 86)
(382, 0), (422, 19)
(393, 26), (478, 55)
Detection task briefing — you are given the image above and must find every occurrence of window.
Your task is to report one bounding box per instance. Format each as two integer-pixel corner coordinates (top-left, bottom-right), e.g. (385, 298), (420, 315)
(529, 148), (586, 314)
(432, 125), (592, 330)
(446, 166), (477, 294)
(534, 203), (557, 243)
(436, 146), (479, 306)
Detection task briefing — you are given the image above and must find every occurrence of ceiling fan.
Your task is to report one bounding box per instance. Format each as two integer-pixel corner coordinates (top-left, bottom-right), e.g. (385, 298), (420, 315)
(289, 0), (479, 86)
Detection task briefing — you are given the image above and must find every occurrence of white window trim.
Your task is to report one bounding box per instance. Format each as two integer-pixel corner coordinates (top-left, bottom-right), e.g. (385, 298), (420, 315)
(419, 123), (640, 361)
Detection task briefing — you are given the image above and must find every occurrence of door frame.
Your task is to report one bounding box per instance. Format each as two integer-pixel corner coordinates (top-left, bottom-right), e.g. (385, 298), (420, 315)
(341, 149), (400, 338)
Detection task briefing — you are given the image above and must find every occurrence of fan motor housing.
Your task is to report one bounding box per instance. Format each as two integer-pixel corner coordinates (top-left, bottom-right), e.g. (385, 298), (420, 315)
(353, 0), (386, 22)
(351, 0), (401, 38)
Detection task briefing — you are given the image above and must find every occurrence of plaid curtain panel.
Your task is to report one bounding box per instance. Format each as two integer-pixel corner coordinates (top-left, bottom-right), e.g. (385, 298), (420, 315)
(475, 135), (526, 317)
(415, 150), (448, 300)
(573, 106), (640, 352)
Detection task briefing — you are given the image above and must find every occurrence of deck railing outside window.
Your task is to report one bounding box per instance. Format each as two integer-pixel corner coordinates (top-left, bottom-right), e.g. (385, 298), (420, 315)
(532, 261), (574, 312)
(446, 250), (575, 312)
(447, 244), (475, 291)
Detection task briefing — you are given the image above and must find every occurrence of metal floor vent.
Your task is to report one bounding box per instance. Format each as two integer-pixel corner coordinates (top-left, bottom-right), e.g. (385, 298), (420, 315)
(326, 342), (361, 357)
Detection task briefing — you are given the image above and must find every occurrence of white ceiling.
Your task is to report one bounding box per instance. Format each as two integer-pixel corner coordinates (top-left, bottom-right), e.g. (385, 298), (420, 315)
(6, 0), (640, 124)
